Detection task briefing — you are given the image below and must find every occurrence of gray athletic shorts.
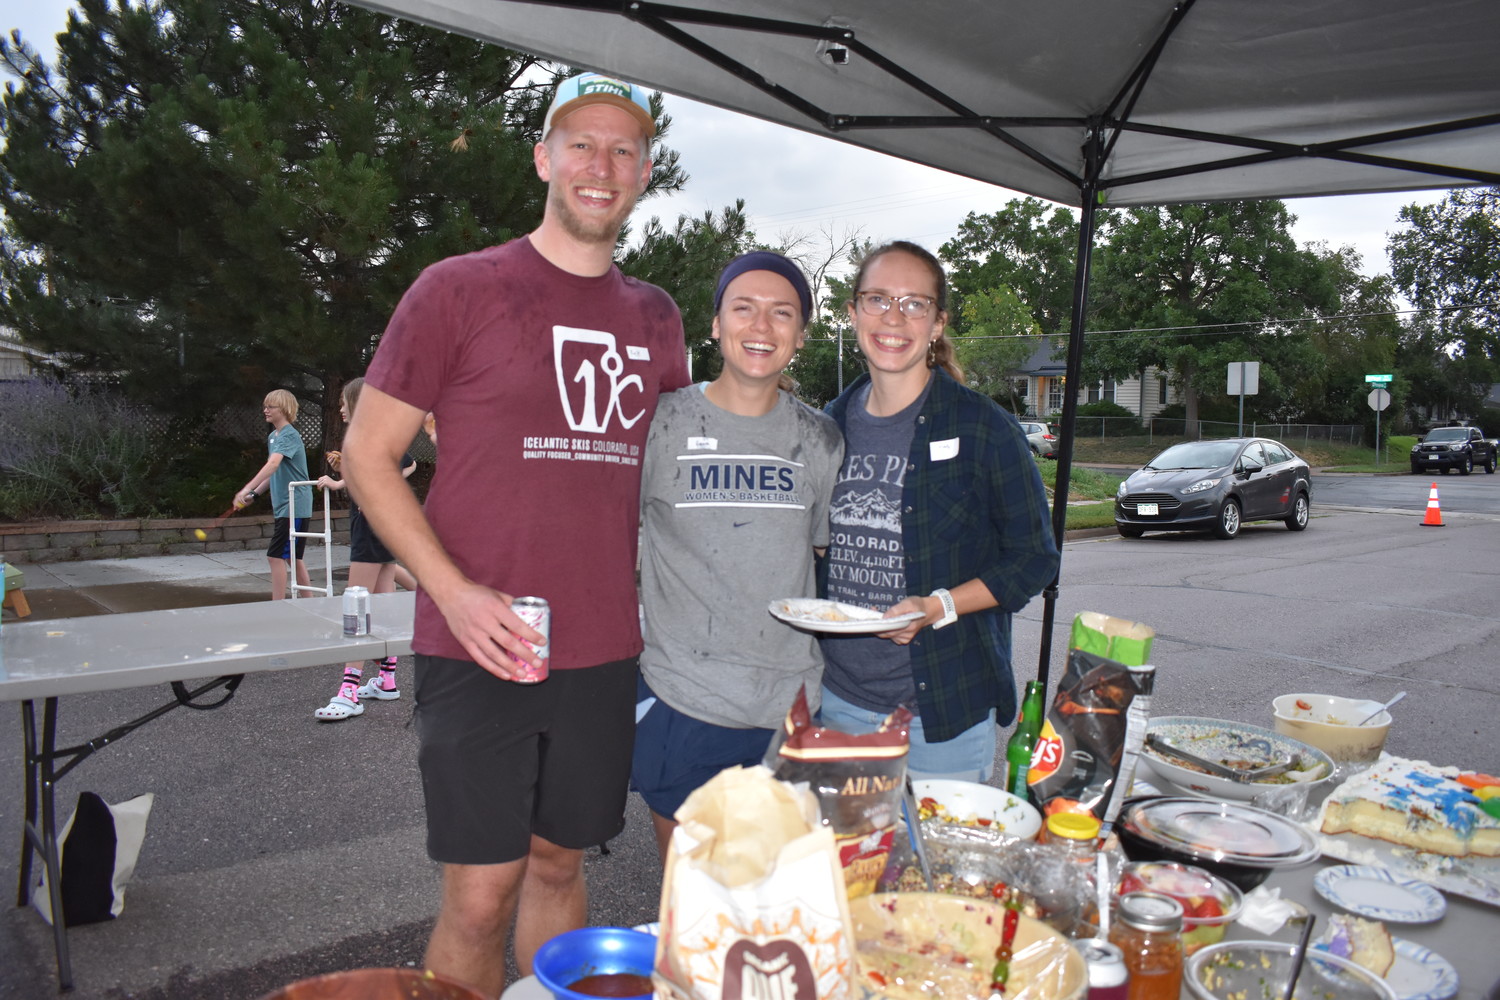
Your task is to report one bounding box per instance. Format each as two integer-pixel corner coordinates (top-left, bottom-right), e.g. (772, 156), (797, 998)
(413, 654), (637, 865)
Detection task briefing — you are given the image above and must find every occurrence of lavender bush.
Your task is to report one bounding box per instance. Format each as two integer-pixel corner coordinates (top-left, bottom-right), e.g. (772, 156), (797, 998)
(0, 379), (166, 519)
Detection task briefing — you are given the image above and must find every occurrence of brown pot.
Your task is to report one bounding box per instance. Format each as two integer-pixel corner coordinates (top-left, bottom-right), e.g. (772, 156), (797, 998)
(256, 967), (487, 1000)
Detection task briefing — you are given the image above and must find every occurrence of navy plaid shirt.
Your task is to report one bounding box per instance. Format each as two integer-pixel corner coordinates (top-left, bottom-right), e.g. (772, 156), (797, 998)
(825, 370), (1059, 742)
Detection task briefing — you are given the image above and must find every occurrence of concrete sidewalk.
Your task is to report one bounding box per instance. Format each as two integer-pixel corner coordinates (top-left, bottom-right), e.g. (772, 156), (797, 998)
(6, 547), (353, 622)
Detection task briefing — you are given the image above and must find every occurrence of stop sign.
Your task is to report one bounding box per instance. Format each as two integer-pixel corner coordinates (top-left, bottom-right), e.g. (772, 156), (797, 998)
(1367, 387), (1391, 411)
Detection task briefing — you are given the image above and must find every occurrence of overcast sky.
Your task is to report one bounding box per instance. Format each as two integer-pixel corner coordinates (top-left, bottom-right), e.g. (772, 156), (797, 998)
(6, 0), (1445, 280)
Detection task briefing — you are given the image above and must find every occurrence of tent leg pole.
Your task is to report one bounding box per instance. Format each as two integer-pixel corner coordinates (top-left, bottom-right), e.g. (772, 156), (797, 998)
(1036, 128), (1103, 697)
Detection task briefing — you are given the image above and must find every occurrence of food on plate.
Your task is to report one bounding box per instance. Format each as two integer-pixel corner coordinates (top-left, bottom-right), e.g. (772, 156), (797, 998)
(850, 893), (1083, 1000)
(916, 796), (998, 828)
(1317, 914), (1394, 977)
(1318, 756), (1500, 857)
(812, 604), (853, 622)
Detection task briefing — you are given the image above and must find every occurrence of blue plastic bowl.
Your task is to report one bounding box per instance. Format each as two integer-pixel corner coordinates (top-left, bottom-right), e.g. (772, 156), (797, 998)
(532, 926), (657, 1000)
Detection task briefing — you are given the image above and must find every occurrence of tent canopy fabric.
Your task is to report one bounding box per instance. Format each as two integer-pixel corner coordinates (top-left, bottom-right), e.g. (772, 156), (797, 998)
(346, 0), (1500, 207)
(339, 0), (1497, 682)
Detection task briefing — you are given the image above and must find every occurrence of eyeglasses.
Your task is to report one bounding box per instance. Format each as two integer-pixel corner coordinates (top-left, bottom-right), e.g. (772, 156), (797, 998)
(856, 292), (937, 320)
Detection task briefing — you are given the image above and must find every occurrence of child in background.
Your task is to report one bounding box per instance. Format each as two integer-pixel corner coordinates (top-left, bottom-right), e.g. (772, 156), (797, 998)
(313, 378), (418, 721)
(237, 389), (313, 600)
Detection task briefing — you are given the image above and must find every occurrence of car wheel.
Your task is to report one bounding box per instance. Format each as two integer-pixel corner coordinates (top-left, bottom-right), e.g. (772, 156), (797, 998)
(1486, 454), (1496, 474)
(1030, 445), (1040, 456)
(1411, 463), (1422, 474)
(1285, 492), (1310, 531)
(1460, 454), (1472, 475)
(1213, 498), (1242, 539)
(1117, 525), (1144, 538)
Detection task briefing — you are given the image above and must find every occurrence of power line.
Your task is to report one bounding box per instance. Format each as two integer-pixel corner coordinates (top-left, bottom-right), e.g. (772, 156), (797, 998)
(801, 302), (1495, 343)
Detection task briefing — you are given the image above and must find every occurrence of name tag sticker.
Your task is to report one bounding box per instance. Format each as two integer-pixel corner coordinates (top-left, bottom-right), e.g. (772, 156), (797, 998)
(930, 437), (960, 461)
(687, 436), (718, 450)
(626, 345), (651, 361)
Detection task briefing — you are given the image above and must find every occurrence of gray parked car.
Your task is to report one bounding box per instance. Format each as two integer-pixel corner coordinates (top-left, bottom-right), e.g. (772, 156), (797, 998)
(1020, 420), (1058, 458)
(1114, 437), (1312, 539)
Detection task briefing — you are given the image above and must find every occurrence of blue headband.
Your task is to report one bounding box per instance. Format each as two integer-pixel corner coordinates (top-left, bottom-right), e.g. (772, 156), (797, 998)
(713, 251), (814, 325)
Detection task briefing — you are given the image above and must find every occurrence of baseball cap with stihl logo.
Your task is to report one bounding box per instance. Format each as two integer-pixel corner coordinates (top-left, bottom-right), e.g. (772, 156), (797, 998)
(543, 72), (656, 139)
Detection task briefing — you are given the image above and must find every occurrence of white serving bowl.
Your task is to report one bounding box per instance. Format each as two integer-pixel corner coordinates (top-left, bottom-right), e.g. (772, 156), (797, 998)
(1271, 693), (1392, 762)
(911, 778), (1042, 840)
(1139, 716), (1335, 803)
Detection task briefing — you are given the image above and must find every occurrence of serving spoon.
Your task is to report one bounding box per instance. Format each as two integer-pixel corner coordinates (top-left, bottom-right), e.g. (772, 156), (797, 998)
(1356, 691), (1406, 726)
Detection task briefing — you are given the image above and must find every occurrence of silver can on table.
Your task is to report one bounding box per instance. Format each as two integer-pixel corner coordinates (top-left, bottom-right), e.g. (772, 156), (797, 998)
(508, 596), (550, 683)
(342, 585), (369, 637)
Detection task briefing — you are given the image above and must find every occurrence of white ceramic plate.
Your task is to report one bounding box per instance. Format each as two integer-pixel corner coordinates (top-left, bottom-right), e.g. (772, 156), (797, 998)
(911, 778), (1043, 840)
(1386, 938), (1459, 1000)
(1313, 865), (1446, 923)
(768, 598), (925, 634)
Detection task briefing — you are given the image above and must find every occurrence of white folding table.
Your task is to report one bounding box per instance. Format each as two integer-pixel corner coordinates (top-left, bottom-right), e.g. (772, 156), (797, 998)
(0, 591), (414, 991)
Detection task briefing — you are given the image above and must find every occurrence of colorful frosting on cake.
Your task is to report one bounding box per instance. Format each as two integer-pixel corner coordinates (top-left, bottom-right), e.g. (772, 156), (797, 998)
(1319, 756), (1500, 858)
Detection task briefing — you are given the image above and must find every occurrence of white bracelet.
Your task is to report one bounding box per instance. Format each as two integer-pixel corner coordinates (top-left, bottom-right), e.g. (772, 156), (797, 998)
(931, 588), (958, 629)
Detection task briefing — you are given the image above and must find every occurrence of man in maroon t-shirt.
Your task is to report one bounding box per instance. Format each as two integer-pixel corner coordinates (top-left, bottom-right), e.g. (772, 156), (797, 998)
(343, 73), (689, 995)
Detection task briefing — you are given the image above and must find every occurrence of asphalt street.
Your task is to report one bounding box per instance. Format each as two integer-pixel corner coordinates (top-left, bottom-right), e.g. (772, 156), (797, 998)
(2, 497), (1498, 998)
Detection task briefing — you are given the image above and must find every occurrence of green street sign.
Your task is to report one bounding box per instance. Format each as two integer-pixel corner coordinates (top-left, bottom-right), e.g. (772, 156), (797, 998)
(1365, 374), (1393, 383)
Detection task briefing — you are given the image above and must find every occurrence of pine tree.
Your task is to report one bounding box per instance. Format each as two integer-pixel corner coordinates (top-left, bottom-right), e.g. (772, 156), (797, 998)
(1, 0), (685, 443)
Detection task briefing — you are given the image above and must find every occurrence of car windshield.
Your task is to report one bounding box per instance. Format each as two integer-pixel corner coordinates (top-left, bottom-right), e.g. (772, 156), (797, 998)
(1144, 440), (1241, 470)
(1424, 428), (1467, 442)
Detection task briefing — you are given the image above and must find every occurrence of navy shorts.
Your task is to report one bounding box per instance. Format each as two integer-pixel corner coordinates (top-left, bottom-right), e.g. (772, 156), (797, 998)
(266, 517), (308, 561)
(632, 676), (776, 819)
(414, 654), (638, 865)
(348, 506), (394, 564)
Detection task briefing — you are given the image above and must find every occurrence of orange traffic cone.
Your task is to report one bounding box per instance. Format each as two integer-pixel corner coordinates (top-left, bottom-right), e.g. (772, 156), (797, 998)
(1422, 483), (1444, 526)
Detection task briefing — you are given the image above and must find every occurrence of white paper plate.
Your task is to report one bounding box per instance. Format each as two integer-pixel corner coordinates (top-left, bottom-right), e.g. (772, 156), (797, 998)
(1313, 865), (1446, 922)
(1386, 938), (1459, 1000)
(768, 598), (925, 634)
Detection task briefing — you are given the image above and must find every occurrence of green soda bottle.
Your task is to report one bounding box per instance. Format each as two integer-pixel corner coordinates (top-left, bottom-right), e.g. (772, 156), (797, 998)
(1005, 680), (1045, 800)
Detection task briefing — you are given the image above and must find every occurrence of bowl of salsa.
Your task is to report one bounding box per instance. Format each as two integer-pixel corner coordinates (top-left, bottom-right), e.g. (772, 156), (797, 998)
(533, 926), (657, 1000)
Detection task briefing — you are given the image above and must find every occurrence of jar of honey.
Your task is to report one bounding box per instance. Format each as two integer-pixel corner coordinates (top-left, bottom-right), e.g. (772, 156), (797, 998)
(1108, 891), (1183, 1000)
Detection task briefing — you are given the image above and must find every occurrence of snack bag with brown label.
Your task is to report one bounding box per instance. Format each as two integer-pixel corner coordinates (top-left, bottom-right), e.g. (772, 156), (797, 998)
(654, 764), (857, 1000)
(766, 687), (911, 898)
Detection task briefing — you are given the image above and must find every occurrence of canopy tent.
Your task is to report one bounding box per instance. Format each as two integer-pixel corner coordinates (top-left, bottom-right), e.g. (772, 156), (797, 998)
(344, 0), (1500, 683)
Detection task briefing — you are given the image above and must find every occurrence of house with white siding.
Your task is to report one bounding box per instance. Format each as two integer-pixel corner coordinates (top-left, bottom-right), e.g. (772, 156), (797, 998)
(1010, 337), (1179, 420)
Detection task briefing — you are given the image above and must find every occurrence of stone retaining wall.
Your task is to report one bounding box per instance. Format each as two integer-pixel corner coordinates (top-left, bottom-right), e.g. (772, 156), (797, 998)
(1, 511), (352, 564)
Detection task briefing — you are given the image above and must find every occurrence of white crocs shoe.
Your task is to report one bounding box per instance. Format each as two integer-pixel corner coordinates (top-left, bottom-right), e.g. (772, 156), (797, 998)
(314, 694), (364, 721)
(355, 677), (401, 701)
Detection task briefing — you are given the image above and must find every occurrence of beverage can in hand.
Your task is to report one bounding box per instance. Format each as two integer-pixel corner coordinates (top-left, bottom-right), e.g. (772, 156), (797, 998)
(509, 596), (550, 683)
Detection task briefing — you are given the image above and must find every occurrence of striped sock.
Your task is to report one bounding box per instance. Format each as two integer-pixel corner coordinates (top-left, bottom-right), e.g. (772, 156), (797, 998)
(339, 666), (362, 702)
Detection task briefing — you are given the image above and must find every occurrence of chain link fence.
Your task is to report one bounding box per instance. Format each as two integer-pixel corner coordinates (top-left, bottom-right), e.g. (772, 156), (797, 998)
(1065, 415), (1363, 447)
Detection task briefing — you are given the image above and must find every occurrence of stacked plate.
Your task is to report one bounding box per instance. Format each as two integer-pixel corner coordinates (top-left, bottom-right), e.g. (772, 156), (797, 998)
(1117, 797), (1320, 890)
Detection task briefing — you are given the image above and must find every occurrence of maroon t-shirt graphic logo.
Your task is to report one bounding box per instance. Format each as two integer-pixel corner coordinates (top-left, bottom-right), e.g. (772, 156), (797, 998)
(553, 326), (645, 433)
(721, 938), (817, 1000)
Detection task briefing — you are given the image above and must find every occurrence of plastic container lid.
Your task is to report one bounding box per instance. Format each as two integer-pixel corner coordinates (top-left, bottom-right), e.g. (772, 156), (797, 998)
(1118, 891), (1184, 932)
(1046, 812), (1102, 842)
(1121, 797), (1320, 867)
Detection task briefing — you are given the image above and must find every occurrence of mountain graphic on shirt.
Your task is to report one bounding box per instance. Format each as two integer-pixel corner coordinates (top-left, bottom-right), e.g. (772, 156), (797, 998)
(830, 488), (901, 533)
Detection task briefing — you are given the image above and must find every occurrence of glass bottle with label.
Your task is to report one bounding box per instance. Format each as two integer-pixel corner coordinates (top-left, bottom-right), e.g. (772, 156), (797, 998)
(1005, 679), (1045, 799)
(1108, 891), (1184, 1000)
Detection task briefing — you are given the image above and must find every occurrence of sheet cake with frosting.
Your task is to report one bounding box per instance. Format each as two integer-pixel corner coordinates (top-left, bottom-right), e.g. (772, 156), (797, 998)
(1318, 756), (1500, 858)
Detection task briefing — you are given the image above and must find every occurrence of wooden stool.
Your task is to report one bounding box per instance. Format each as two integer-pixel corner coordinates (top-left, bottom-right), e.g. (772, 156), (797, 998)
(2, 562), (30, 618)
